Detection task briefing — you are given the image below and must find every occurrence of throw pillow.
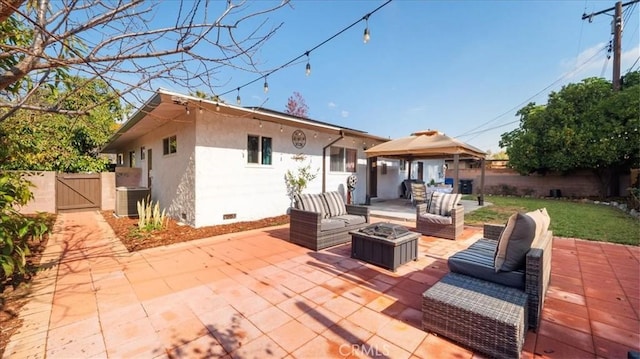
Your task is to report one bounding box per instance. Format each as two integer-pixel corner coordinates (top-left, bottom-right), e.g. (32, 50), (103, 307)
(494, 212), (537, 272)
(323, 191), (347, 217)
(429, 192), (461, 216)
(294, 193), (327, 218)
(525, 208), (551, 244)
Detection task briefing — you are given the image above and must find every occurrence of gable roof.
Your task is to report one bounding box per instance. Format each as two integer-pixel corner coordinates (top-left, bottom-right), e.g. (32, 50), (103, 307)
(101, 89), (388, 153)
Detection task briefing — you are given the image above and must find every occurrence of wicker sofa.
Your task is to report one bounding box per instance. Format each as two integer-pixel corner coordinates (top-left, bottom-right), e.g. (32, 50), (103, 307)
(289, 191), (370, 251)
(422, 218), (553, 358)
(415, 192), (464, 240)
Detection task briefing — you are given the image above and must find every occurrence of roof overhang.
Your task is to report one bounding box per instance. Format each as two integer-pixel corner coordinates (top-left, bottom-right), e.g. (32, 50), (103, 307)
(102, 89), (389, 153)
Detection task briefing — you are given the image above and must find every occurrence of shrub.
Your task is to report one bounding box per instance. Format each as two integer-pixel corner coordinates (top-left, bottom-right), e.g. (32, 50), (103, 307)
(136, 196), (167, 232)
(0, 172), (50, 279)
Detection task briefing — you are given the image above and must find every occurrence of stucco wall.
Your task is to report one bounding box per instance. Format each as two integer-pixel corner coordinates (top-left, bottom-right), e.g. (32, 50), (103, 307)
(101, 172), (116, 211)
(116, 110), (197, 225)
(193, 112), (384, 227)
(19, 171), (56, 214)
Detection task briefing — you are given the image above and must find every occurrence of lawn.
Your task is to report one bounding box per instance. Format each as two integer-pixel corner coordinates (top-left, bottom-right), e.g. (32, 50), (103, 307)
(464, 195), (640, 246)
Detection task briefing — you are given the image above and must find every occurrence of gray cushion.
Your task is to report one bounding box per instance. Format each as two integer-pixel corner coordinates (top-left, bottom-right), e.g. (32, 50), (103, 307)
(320, 218), (346, 231)
(323, 191), (347, 217)
(448, 239), (525, 290)
(294, 193), (328, 218)
(418, 213), (452, 225)
(332, 214), (366, 226)
(429, 192), (461, 216)
(494, 213), (537, 272)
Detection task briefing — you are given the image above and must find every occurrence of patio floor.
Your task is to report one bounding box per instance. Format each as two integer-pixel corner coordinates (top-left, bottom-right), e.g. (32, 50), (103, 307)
(3, 211), (639, 358)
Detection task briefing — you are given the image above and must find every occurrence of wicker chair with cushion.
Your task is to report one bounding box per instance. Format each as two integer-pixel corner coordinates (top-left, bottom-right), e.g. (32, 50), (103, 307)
(422, 209), (553, 359)
(410, 182), (427, 206)
(289, 191), (370, 251)
(415, 192), (463, 240)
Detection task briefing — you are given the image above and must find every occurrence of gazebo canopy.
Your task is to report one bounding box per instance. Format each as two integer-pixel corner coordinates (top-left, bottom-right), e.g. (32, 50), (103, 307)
(364, 130), (486, 159)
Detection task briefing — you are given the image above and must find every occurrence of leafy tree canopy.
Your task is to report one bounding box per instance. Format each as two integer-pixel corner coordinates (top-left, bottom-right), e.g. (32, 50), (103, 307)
(0, 76), (123, 172)
(500, 72), (640, 176)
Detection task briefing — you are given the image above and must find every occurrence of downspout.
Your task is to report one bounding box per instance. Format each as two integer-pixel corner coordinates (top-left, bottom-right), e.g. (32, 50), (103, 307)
(322, 131), (345, 193)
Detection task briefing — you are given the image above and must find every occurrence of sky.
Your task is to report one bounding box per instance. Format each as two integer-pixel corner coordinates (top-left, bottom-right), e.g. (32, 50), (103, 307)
(152, 0), (640, 154)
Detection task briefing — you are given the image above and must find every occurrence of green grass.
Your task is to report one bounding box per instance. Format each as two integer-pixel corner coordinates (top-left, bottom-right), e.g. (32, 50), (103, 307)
(464, 195), (640, 246)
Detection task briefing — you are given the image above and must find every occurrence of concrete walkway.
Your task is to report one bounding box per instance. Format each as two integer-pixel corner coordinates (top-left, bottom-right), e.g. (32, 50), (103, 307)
(368, 198), (488, 221)
(4, 211), (639, 358)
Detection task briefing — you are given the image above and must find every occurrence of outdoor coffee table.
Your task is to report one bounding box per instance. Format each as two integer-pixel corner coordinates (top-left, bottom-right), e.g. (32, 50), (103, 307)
(350, 223), (420, 271)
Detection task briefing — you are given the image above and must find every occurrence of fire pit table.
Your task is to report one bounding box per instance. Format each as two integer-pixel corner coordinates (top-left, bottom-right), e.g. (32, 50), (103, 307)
(350, 223), (420, 271)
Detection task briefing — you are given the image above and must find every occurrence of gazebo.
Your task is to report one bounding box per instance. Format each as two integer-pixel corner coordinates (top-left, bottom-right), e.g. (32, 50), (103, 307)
(364, 130), (487, 202)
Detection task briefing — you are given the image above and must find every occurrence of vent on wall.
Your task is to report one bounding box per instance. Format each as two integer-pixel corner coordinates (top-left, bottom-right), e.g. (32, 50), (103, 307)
(115, 187), (150, 217)
(223, 213), (237, 220)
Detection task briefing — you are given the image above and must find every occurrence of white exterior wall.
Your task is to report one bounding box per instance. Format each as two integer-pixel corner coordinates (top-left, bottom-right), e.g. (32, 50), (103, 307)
(118, 111), (197, 225)
(193, 112), (383, 227)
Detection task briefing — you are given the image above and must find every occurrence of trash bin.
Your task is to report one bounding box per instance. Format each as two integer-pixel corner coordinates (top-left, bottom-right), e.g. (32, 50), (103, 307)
(444, 178), (454, 187)
(549, 189), (562, 198)
(459, 179), (473, 194)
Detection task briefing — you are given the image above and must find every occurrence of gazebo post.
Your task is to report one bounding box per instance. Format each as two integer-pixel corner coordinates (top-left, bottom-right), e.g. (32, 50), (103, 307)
(453, 154), (460, 194)
(479, 158), (485, 205)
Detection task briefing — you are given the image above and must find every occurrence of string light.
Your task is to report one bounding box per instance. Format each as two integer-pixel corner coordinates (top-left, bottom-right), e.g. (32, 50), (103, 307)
(186, 106), (190, 115)
(280, 125), (284, 132)
(199, 100), (203, 114)
(215, 101), (220, 112)
(216, 0), (392, 102)
(363, 14), (370, 43)
(263, 76), (269, 93)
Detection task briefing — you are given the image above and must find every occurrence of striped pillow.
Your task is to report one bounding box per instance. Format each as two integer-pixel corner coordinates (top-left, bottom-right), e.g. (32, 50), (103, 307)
(429, 192), (461, 216)
(294, 193), (327, 217)
(322, 191), (347, 217)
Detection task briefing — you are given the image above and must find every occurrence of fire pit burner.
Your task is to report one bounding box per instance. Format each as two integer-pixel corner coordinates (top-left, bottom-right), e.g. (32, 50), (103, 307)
(360, 223), (410, 240)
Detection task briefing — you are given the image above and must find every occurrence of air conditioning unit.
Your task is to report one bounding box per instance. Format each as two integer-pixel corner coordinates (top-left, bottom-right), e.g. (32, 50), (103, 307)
(115, 187), (150, 217)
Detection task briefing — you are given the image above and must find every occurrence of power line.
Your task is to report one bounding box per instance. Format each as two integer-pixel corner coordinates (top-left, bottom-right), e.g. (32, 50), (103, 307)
(456, 44), (608, 140)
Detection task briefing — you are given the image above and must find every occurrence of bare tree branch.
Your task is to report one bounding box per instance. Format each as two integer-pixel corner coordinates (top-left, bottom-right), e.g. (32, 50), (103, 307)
(0, 0), (291, 117)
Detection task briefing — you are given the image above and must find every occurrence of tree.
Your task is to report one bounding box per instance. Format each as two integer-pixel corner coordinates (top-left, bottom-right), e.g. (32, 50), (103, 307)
(0, 76), (123, 172)
(500, 72), (640, 196)
(285, 91), (309, 118)
(0, 0), (290, 120)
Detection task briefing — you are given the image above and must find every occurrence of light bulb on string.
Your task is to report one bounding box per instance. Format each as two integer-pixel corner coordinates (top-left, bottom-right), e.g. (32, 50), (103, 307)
(263, 77), (269, 93)
(236, 88), (241, 105)
(215, 102), (220, 112)
(305, 52), (311, 76)
(186, 106), (190, 115)
(363, 15), (370, 43)
(198, 101), (203, 114)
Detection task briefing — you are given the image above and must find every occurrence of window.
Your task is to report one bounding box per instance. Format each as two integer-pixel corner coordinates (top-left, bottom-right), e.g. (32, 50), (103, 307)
(330, 146), (357, 172)
(140, 146), (145, 160)
(163, 135), (177, 155)
(399, 160), (407, 171)
(117, 153), (124, 165)
(247, 135), (272, 165)
(128, 151), (136, 167)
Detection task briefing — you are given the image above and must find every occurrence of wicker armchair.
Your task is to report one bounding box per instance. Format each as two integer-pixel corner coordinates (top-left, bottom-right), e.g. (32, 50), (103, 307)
(416, 202), (464, 240)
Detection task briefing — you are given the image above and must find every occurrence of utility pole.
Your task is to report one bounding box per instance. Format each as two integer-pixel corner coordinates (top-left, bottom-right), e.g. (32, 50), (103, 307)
(582, 0), (639, 91)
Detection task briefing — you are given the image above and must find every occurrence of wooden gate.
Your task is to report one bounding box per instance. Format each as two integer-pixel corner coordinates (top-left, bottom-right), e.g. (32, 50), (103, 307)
(56, 173), (101, 212)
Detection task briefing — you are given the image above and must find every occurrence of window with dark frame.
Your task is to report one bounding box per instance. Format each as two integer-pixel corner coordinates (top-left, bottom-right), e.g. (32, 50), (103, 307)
(330, 146), (357, 173)
(162, 135), (177, 155)
(129, 151), (135, 167)
(247, 135), (272, 165)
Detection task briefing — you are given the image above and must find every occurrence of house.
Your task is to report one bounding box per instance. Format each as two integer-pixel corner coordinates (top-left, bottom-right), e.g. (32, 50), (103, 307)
(101, 89), (444, 227)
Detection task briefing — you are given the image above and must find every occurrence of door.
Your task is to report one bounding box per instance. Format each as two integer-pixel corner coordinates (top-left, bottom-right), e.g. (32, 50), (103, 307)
(147, 148), (153, 189)
(368, 156), (378, 199)
(417, 162), (424, 182)
(56, 173), (101, 212)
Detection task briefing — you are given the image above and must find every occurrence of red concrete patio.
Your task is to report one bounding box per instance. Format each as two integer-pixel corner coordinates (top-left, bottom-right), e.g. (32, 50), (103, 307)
(3, 211), (639, 358)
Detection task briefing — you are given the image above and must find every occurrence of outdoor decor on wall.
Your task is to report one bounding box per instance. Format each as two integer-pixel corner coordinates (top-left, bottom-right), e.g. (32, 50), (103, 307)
(292, 129), (306, 149)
